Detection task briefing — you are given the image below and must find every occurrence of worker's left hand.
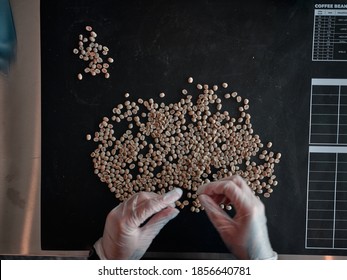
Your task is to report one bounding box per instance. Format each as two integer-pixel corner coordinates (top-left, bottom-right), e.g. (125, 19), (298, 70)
(94, 188), (182, 259)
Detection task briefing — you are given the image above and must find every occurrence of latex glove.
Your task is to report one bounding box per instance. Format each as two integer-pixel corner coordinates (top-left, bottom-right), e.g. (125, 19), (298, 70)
(197, 175), (277, 260)
(94, 188), (182, 259)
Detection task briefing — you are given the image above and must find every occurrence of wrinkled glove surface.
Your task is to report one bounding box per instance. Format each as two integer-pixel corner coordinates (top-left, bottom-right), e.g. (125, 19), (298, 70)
(198, 175), (277, 260)
(95, 188), (182, 259)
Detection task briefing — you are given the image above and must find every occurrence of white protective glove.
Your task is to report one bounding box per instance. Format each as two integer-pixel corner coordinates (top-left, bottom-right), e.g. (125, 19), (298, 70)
(94, 188), (182, 259)
(197, 175), (277, 260)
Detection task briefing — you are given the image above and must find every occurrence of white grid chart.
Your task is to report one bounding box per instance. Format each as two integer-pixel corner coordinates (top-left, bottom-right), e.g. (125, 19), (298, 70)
(309, 79), (347, 145)
(306, 79), (347, 250)
(312, 9), (347, 61)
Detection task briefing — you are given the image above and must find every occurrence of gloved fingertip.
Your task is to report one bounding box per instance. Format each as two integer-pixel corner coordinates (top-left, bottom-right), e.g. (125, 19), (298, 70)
(167, 207), (180, 219)
(163, 187), (183, 203)
(170, 202), (177, 208)
(198, 194), (217, 211)
(197, 193), (208, 204)
(173, 187), (183, 196)
(196, 183), (208, 195)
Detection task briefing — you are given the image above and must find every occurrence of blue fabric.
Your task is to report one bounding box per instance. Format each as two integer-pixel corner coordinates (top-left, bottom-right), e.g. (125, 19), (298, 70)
(0, 0), (16, 74)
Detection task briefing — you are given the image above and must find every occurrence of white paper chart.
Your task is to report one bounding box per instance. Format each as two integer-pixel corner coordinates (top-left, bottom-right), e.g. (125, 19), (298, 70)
(306, 79), (347, 250)
(309, 79), (347, 145)
(312, 8), (347, 61)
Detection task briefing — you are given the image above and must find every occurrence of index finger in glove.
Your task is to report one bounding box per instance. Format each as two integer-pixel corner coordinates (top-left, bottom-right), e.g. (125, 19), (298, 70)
(125, 188), (182, 228)
(198, 194), (233, 230)
(197, 176), (257, 211)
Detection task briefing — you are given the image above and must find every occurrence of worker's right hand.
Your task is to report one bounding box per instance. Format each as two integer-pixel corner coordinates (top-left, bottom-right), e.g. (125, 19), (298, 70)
(197, 175), (277, 260)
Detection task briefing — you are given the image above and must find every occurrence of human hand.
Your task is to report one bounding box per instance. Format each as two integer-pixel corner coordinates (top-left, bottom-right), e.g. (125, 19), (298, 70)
(94, 188), (182, 259)
(197, 175), (277, 260)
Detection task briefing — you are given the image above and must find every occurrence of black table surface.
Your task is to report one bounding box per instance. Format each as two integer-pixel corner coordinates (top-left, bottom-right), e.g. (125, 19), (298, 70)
(41, 0), (347, 256)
